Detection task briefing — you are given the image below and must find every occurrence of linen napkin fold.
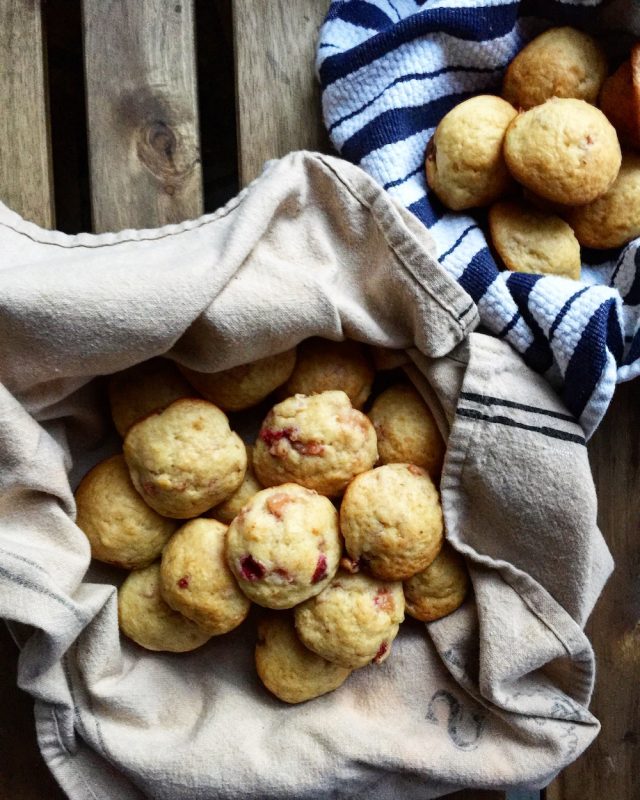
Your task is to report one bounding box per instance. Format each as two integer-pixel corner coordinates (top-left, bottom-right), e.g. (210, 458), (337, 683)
(317, 0), (640, 437)
(0, 151), (611, 799)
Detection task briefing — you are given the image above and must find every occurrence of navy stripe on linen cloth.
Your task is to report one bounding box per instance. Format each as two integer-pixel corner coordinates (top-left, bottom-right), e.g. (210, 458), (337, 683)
(317, 0), (640, 437)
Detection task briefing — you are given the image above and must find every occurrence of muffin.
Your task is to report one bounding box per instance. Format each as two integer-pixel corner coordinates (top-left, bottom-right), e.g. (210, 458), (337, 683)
(503, 98), (621, 205)
(282, 338), (374, 409)
(118, 562), (212, 653)
(108, 358), (193, 437)
(253, 391), (378, 497)
(160, 518), (250, 634)
(566, 152), (640, 248)
(502, 27), (607, 110)
(599, 58), (640, 149)
(179, 349), (296, 411)
(226, 484), (341, 609)
(403, 542), (470, 622)
(123, 398), (246, 519)
(425, 95), (517, 210)
(208, 445), (262, 524)
(340, 464), (444, 581)
(294, 571), (404, 669)
(368, 384), (445, 479)
(255, 615), (351, 704)
(489, 200), (581, 280)
(75, 454), (178, 569)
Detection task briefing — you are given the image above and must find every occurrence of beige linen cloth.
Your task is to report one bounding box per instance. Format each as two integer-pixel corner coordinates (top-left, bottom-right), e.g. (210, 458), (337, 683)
(0, 152), (612, 799)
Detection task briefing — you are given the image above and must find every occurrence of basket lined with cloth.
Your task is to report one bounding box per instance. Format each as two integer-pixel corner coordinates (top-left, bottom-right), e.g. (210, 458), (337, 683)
(0, 152), (612, 799)
(317, 0), (640, 437)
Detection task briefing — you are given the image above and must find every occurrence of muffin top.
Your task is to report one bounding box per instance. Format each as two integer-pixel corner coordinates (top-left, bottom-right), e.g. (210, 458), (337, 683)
(425, 94), (517, 210)
(502, 26), (607, 110)
(503, 98), (621, 205)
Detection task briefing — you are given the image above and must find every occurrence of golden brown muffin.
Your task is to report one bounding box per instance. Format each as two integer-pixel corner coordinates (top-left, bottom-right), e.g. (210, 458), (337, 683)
(255, 615), (351, 704)
(503, 27), (607, 110)
(489, 200), (581, 280)
(425, 95), (517, 210)
(75, 454), (178, 569)
(179, 349), (296, 412)
(340, 464), (444, 581)
(294, 571), (404, 669)
(368, 384), (445, 479)
(403, 542), (470, 622)
(504, 98), (622, 205)
(566, 152), (640, 248)
(208, 445), (262, 524)
(253, 391), (378, 497)
(160, 518), (250, 634)
(282, 338), (374, 409)
(599, 57), (640, 149)
(118, 563), (212, 653)
(108, 358), (194, 437)
(124, 398), (246, 519)
(226, 484), (342, 609)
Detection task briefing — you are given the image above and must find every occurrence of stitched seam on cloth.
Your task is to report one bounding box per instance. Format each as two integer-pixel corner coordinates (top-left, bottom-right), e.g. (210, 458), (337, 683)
(51, 705), (73, 757)
(315, 154), (476, 333)
(447, 449), (595, 705)
(443, 338), (595, 699)
(498, 572), (594, 700)
(318, 154), (472, 330)
(50, 705), (103, 800)
(428, 594), (594, 726)
(0, 204), (238, 249)
(39, 702), (144, 800)
(0, 157), (276, 249)
(69, 644), (112, 763)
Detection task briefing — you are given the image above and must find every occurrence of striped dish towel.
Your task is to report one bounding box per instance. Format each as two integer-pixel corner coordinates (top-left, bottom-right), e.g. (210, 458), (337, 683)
(317, 0), (640, 437)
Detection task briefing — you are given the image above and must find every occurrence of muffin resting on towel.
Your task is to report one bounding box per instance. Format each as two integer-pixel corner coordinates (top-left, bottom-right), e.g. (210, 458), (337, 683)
(255, 615), (351, 703)
(118, 562), (212, 653)
(124, 398), (246, 518)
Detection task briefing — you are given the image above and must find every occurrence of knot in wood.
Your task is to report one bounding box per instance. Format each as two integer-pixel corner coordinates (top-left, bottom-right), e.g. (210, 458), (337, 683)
(148, 120), (176, 159)
(136, 118), (195, 185)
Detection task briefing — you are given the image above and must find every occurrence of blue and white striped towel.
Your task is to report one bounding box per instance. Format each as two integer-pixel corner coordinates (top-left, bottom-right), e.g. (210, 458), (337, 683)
(317, 0), (640, 436)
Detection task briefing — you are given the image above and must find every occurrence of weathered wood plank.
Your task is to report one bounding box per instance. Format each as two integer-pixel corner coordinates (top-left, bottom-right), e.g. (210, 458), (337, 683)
(0, 5), (58, 791)
(233, 0), (331, 186)
(0, 0), (54, 227)
(547, 378), (640, 800)
(82, 0), (203, 231)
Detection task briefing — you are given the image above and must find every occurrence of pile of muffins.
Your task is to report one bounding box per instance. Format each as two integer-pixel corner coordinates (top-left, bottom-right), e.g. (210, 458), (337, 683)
(425, 27), (640, 281)
(75, 340), (469, 704)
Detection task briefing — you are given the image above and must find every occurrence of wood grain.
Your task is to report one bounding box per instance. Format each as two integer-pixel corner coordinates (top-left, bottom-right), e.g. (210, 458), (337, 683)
(232, 0), (331, 186)
(0, 4), (59, 796)
(0, 0), (54, 227)
(82, 0), (203, 231)
(546, 378), (640, 800)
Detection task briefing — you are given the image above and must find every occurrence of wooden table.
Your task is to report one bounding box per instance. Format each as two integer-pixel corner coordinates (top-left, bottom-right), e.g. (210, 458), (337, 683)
(0, 2), (637, 798)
